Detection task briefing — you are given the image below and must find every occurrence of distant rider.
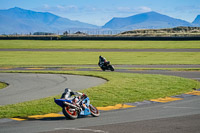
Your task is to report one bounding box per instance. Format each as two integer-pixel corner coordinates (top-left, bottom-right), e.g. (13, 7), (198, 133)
(98, 55), (109, 67)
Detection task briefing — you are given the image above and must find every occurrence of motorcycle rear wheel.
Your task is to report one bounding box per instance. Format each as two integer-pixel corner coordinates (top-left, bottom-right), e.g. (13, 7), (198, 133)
(62, 106), (78, 119)
(89, 104), (100, 117)
(100, 66), (106, 71)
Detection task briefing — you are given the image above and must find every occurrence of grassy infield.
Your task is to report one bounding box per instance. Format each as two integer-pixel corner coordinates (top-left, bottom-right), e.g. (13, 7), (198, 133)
(0, 40), (200, 118)
(0, 51), (200, 66)
(1, 40), (200, 49)
(0, 82), (7, 90)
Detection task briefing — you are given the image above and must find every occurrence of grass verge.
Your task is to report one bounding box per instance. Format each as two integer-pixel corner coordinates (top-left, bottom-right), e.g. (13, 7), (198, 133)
(0, 40), (200, 49)
(0, 71), (199, 118)
(0, 82), (7, 90)
(0, 51), (199, 65)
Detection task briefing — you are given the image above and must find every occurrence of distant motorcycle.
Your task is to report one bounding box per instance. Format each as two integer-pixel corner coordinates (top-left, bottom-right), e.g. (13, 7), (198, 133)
(54, 95), (100, 119)
(98, 56), (114, 71)
(98, 61), (115, 71)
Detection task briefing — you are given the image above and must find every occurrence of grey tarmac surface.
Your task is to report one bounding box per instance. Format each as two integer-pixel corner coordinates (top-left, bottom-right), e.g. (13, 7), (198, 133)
(0, 47), (200, 132)
(0, 69), (200, 133)
(41, 114), (200, 133)
(116, 69), (200, 81)
(1, 95), (200, 133)
(0, 73), (106, 105)
(73, 114), (200, 133)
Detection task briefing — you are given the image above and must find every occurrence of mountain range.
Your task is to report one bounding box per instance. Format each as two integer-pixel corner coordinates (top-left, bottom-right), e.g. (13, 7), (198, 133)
(103, 11), (194, 30)
(0, 7), (98, 34)
(0, 7), (200, 34)
(192, 15), (200, 26)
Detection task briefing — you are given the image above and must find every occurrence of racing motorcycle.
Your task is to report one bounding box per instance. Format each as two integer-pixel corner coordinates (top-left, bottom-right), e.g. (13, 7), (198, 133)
(98, 56), (114, 71)
(54, 95), (100, 119)
(98, 61), (115, 71)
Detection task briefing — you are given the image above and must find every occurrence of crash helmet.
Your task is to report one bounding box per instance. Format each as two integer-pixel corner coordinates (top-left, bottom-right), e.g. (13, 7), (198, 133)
(64, 88), (71, 93)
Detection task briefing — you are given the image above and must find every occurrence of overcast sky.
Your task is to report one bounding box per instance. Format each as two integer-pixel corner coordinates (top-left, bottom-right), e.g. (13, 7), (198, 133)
(1, 0), (200, 26)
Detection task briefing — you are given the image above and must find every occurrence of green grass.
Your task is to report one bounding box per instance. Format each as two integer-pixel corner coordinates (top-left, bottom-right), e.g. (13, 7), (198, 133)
(0, 51), (199, 66)
(0, 71), (199, 118)
(0, 40), (199, 118)
(0, 40), (200, 49)
(0, 82), (7, 90)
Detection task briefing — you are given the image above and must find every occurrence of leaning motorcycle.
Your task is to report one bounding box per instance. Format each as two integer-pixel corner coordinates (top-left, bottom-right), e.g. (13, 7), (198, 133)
(54, 95), (100, 119)
(98, 61), (115, 71)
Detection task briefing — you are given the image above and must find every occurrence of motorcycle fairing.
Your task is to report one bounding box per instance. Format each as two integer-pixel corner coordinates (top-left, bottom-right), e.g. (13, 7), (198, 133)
(54, 99), (72, 107)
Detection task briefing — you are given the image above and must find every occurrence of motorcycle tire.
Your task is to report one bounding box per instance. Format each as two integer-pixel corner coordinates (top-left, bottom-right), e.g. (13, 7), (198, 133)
(102, 68), (106, 71)
(109, 65), (114, 71)
(89, 104), (100, 117)
(100, 67), (106, 71)
(62, 106), (78, 119)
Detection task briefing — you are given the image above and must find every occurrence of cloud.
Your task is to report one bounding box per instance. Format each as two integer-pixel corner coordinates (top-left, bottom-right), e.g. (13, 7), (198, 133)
(175, 5), (200, 12)
(58, 5), (78, 11)
(137, 6), (152, 13)
(117, 7), (132, 12)
(33, 5), (152, 25)
(37, 4), (152, 14)
(165, 5), (200, 22)
(36, 4), (79, 13)
(43, 4), (49, 9)
(116, 6), (152, 13)
(104, 6), (152, 17)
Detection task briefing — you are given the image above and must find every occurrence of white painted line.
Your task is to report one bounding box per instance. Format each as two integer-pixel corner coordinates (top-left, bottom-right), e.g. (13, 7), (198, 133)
(54, 128), (108, 133)
(163, 106), (200, 109)
(191, 78), (200, 80)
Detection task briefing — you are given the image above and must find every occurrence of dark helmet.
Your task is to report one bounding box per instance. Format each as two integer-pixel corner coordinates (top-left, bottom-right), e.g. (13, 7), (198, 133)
(64, 88), (71, 93)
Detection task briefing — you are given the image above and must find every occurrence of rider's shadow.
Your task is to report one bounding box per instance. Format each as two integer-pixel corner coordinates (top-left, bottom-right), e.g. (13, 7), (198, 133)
(38, 116), (66, 121)
(28, 115), (93, 121)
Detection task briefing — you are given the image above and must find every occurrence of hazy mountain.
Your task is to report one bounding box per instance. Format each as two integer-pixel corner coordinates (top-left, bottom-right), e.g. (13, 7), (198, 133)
(0, 7), (99, 34)
(102, 11), (192, 30)
(192, 15), (200, 26)
(0, 7), (198, 35)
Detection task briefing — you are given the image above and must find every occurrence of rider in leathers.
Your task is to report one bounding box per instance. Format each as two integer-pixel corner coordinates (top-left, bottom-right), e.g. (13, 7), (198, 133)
(98, 55), (109, 67)
(61, 88), (87, 110)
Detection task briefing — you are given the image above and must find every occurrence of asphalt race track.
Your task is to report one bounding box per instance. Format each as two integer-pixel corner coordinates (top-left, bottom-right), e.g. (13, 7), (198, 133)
(0, 73), (106, 105)
(0, 69), (200, 133)
(0, 48), (200, 133)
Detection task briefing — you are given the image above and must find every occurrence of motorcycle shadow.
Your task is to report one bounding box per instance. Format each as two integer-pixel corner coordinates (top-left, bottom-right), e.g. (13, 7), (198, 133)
(38, 116), (66, 121)
(39, 115), (95, 121)
(15, 115), (94, 121)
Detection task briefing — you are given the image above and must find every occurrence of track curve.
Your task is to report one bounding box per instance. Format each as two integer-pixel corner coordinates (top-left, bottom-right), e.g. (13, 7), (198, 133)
(0, 73), (106, 105)
(0, 46), (200, 132)
(0, 70), (200, 133)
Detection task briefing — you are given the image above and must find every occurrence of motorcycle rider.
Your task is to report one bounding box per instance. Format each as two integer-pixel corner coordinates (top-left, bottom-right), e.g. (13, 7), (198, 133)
(98, 55), (109, 67)
(61, 88), (87, 110)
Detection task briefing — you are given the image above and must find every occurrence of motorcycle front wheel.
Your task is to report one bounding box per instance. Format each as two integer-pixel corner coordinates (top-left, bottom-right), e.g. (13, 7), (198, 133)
(89, 104), (100, 117)
(62, 106), (78, 119)
(109, 65), (114, 71)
